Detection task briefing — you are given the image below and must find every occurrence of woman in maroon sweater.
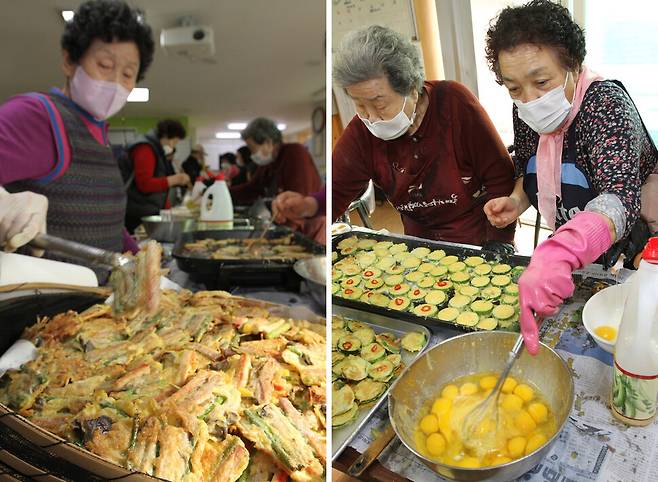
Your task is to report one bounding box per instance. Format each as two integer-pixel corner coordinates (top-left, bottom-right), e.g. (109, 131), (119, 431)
(332, 25), (516, 251)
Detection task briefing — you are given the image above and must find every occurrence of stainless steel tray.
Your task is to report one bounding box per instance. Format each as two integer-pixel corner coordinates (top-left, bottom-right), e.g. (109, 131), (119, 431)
(331, 304), (431, 461)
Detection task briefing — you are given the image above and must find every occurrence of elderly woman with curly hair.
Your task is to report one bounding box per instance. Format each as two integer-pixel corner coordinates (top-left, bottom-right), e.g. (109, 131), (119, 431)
(332, 25), (516, 252)
(482, 0), (658, 354)
(0, 0), (154, 283)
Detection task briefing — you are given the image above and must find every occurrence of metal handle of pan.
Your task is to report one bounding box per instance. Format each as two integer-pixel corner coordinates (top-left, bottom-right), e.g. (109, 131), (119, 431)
(347, 422), (397, 477)
(29, 233), (129, 268)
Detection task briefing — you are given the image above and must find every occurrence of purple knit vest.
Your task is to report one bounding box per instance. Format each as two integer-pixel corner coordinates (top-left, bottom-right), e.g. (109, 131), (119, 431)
(5, 93), (126, 284)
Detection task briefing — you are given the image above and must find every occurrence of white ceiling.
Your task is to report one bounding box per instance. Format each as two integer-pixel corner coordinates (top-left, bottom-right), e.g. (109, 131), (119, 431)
(0, 0), (326, 141)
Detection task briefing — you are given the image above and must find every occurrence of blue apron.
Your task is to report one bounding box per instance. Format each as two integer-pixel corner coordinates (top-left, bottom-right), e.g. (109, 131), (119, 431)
(522, 80), (657, 268)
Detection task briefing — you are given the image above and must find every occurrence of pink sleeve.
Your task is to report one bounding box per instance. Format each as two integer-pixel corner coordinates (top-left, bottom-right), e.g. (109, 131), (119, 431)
(0, 95), (66, 184)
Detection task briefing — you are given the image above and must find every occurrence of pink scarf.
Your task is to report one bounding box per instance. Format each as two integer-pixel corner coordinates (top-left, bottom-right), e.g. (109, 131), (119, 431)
(536, 65), (603, 230)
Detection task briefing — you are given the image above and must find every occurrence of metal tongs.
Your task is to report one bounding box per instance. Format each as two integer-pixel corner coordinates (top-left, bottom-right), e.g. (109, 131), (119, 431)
(29, 233), (132, 269)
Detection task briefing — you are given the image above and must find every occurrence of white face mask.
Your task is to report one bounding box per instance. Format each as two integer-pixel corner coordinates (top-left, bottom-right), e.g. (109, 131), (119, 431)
(359, 95), (416, 140)
(514, 72), (572, 134)
(252, 149), (273, 166)
(69, 66), (131, 120)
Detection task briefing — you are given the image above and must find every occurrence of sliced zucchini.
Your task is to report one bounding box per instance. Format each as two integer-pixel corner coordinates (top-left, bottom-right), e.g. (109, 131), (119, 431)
(456, 311), (479, 327)
(491, 275), (512, 287)
(450, 271), (470, 284)
(360, 342), (386, 362)
(331, 283), (340, 294)
(393, 252), (409, 263)
(388, 297), (411, 311)
(401, 256), (422, 269)
(448, 295), (471, 309)
(425, 290), (447, 306)
(332, 402), (358, 427)
(499, 313), (520, 331)
(365, 278), (384, 290)
(418, 277), (436, 289)
(368, 359), (395, 381)
(389, 243), (408, 254)
(347, 320), (368, 332)
(386, 354), (402, 367)
(339, 264), (362, 277)
(341, 287), (363, 299)
(333, 329), (348, 346)
(439, 255), (459, 266)
(388, 283), (411, 296)
(332, 351), (346, 366)
(481, 286), (502, 300)
(384, 274), (405, 286)
(427, 249), (446, 261)
(474, 264), (493, 276)
(359, 291), (376, 304)
(377, 333), (401, 353)
(357, 238), (378, 250)
(510, 266), (525, 282)
(341, 355), (369, 381)
(352, 327), (376, 346)
(492, 304), (516, 320)
(405, 271), (425, 283)
(332, 251), (338, 262)
(384, 265), (405, 275)
(369, 293), (390, 307)
(362, 268), (382, 279)
(501, 294), (519, 306)
(504, 283), (519, 295)
(409, 287), (427, 301)
(410, 247), (431, 258)
(413, 304), (438, 317)
(340, 246), (358, 256)
(401, 332), (426, 352)
(418, 262), (436, 273)
(373, 247), (390, 258)
(332, 316), (345, 330)
(464, 256), (486, 267)
(332, 360), (345, 377)
(337, 236), (358, 250)
(332, 268), (343, 280)
(434, 280), (453, 291)
(437, 307), (460, 322)
(471, 300), (494, 316)
(332, 384), (355, 416)
(375, 257), (396, 270)
(354, 379), (387, 404)
(374, 241), (394, 250)
(458, 285), (479, 298)
(476, 317), (498, 330)
(492, 263), (512, 275)
(448, 261), (467, 273)
(338, 334), (362, 353)
(341, 276), (362, 288)
(430, 265), (449, 278)
(356, 252), (377, 268)
(471, 276), (491, 288)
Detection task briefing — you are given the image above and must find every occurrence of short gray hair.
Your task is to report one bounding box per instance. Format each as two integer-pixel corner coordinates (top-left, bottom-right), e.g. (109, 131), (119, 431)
(333, 25), (425, 95)
(241, 117), (282, 145)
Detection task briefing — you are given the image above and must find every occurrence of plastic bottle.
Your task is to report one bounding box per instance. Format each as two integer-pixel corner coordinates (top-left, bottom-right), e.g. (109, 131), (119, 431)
(610, 237), (658, 426)
(191, 176), (207, 202)
(199, 173), (233, 228)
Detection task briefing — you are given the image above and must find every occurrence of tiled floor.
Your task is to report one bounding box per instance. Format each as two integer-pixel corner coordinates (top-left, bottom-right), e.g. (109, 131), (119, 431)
(345, 201), (551, 256)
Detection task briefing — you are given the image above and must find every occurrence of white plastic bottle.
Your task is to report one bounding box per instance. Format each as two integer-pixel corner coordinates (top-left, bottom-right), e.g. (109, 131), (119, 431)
(191, 176), (207, 202)
(611, 237), (658, 426)
(200, 173), (233, 229)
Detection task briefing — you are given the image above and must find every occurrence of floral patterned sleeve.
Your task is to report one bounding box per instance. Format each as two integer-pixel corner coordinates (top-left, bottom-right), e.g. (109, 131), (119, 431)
(578, 81), (646, 239)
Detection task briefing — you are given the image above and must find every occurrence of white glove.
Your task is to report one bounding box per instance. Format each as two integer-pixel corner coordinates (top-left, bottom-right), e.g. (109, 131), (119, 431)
(0, 188), (48, 256)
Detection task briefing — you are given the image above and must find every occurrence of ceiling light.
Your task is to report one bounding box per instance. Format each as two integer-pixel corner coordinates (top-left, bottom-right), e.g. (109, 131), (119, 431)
(61, 10), (75, 22)
(127, 88), (149, 102)
(227, 122), (247, 130)
(277, 123), (287, 131)
(215, 132), (241, 139)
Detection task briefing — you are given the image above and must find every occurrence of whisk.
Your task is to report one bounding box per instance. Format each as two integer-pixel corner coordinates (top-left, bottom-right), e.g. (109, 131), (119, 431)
(461, 333), (525, 453)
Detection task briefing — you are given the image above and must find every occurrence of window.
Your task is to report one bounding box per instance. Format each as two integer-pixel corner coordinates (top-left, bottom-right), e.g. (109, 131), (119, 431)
(583, 0), (658, 143)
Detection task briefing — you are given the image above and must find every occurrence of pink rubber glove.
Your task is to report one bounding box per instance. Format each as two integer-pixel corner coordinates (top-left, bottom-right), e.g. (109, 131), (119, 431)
(519, 212), (613, 355)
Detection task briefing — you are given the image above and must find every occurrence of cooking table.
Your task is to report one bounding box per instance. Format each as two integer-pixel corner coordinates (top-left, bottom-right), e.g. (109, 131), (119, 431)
(332, 228), (658, 482)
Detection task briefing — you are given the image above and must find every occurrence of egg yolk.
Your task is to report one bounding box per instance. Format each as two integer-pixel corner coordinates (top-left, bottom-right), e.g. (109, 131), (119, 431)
(420, 414), (439, 435)
(594, 325), (617, 341)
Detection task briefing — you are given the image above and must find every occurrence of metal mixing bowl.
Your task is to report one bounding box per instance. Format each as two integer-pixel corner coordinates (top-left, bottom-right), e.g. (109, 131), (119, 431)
(293, 256), (326, 308)
(388, 331), (574, 482)
(141, 215), (198, 243)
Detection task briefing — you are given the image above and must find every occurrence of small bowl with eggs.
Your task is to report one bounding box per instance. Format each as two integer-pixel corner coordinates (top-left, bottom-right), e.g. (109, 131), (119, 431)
(388, 331), (574, 482)
(582, 283), (628, 353)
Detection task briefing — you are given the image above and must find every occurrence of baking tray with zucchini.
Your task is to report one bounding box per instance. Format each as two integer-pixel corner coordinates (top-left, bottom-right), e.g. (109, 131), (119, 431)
(331, 231), (531, 333)
(331, 305), (431, 460)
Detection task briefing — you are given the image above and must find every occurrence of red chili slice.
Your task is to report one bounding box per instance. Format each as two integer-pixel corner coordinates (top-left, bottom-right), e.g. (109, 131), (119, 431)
(372, 280), (379, 285)
(437, 281), (447, 287)
(394, 284), (401, 291)
(422, 305), (431, 312)
(343, 342), (352, 349)
(347, 279), (354, 285)
(367, 291), (374, 297)
(371, 345), (379, 352)
(364, 270), (374, 277)
(345, 289), (354, 294)
(413, 289), (420, 295)
(395, 298), (404, 306)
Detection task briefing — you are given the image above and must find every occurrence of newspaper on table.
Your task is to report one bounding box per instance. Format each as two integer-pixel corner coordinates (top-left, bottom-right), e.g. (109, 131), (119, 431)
(349, 268), (658, 482)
